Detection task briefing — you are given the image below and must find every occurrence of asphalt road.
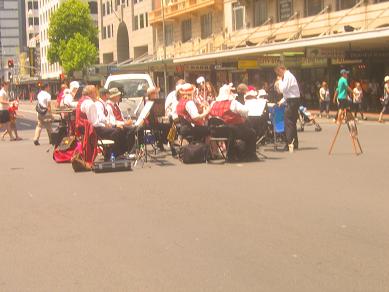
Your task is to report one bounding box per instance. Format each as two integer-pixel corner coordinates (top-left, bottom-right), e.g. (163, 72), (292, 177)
(0, 104), (389, 291)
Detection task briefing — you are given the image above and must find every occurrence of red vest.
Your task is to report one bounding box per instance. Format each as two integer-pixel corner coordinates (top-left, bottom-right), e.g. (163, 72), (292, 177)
(107, 102), (123, 122)
(75, 96), (90, 136)
(176, 99), (203, 126)
(209, 100), (245, 125)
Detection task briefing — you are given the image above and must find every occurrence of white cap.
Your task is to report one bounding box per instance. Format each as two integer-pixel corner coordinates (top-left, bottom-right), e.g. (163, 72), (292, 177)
(69, 81), (80, 91)
(63, 88), (71, 95)
(385, 76), (389, 82)
(196, 76), (205, 84)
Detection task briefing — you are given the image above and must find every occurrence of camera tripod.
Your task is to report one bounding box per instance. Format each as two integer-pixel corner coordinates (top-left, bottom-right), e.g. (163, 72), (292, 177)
(329, 108), (363, 155)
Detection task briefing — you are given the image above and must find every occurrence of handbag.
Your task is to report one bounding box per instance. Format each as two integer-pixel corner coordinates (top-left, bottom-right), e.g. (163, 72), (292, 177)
(57, 136), (76, 152)
(179, 142), (209, 164)
(35, 103), (48, 115)
(71, 151), (92, 172)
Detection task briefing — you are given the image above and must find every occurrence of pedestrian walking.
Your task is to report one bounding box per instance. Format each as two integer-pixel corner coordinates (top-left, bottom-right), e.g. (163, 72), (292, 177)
(353, 82), (366, 120)
(33, 83), (53, 146)
(319, 81), (330, 118)
(0, 81), (16, 141)
(2, 99), (22, 140)
(275, 65), (300, 151)
(378, 76), (389, 123)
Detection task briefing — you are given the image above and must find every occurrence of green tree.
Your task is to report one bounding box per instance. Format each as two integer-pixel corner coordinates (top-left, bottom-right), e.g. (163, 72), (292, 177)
(47, 0), (98, 76)
(60, 33), (98, 77)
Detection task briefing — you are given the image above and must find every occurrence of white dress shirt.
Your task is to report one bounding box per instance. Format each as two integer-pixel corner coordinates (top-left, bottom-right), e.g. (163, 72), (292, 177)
(80, 98), (104, 127)
(37, 90), (51, 108)
(61, 93), (78, 108)
(95, 99), (108, 126)
(279, 70), (300, 101)
(185, 100), (200, 119)
(106, 101), (125, 126)
(165, 90), (178, 119)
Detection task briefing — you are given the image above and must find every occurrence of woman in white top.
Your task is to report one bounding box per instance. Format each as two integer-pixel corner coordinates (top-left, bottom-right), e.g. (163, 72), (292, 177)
(0, 81), (16, 140)
(353, 82), (366, 120)
(319, 81), (330, 119)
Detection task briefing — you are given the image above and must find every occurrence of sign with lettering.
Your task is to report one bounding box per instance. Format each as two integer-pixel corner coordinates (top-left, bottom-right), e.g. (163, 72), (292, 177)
(184, 64), (211, 72)
(301, 57), (328, 68)
(331, 58), (363, 65)
(258, 56), (280, 67)
(307, 48), (345, 58)
(238, 60), (258, 69)
(346, 50), (389, 59)
(279, 0), (293, 22)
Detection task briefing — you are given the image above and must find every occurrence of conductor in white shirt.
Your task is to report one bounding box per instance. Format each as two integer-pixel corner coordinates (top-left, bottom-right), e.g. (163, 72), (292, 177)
(275, 65), (301, 150)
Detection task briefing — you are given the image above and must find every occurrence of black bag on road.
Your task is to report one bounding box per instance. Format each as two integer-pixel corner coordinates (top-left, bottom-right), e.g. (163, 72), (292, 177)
(180, 142), (209, 164)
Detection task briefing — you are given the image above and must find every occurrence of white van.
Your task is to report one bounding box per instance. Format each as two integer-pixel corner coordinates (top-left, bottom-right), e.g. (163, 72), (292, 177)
(104, 73), (155, 118)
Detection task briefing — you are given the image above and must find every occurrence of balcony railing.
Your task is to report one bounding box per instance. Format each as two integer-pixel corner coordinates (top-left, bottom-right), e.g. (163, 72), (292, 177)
(154, 2), (389, 60)
(149, 0), (222, 24)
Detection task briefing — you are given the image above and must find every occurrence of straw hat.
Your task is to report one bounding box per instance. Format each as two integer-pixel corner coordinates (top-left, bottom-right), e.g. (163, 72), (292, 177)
(109, 87), (121, 98)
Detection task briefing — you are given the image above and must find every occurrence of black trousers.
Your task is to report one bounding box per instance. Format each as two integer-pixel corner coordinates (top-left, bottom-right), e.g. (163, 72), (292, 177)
(247, 114), (268, 139)
(180, 125), (209, 142)
(95, 126), (133, 157)
(284, 99), (300, 148)
(228, 124), (257, 158)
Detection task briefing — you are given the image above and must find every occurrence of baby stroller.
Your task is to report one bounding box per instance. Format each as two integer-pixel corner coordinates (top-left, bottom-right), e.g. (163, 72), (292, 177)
(298, 106), (322, 132)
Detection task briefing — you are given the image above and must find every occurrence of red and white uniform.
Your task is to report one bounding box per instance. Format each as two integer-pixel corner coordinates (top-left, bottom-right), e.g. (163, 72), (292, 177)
(106, 100), (125, 126)
(176, 98), (204, 126)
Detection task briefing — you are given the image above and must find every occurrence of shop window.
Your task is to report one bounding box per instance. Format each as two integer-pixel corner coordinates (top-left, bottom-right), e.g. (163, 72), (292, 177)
(134, 15), (139, 30)
(254, 0), (267, 26)
(165, 24), (173, 46)
(337, 0), (356, 10)
(233, 4), (245, 30)
(89, 2), (98, 14)
(140, 14), (144, 29)
(181, 19), (192, 43)
(305, 0), (322, 16)
(201, 13), (212, 39)
(278, 0), (293, 22)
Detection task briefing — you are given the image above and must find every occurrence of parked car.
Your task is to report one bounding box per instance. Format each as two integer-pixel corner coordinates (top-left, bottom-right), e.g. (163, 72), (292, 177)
(104, 73), (155, 118)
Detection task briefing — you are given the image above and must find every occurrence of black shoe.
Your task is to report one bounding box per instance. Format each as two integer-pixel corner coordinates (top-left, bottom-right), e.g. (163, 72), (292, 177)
(33, 140), (40, 146)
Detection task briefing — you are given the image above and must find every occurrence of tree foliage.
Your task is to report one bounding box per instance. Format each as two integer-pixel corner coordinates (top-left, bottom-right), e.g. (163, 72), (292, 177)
(60, 33), (98, 76)
(47, 0), (98, 75)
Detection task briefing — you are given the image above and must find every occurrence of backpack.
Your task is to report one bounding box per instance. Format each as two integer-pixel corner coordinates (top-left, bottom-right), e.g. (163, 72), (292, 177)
(179, 142), (209, 164)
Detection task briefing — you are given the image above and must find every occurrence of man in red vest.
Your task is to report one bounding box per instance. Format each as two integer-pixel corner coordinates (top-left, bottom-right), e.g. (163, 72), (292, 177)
(209, 84), (258, 161)
(76, 85), (128, 159)
(176, 83), (210, 141)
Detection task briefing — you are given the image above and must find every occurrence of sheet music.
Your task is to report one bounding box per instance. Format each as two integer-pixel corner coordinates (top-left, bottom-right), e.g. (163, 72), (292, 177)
(245, 99), (267, 117)
(135, 101), (154, 127)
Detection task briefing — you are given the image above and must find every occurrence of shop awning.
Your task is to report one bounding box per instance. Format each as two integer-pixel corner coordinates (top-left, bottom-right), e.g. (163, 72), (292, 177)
(173, 27), (389, 64)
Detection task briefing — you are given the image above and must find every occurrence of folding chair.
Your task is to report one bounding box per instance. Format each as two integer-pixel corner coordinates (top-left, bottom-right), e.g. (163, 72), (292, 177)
(270, 105), (285, 151)
(208, 117), (231, 162)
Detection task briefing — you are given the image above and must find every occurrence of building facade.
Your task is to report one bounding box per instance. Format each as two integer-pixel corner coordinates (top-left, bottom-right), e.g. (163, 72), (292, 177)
(0, 0), (26, 82)
(97, 0), (154, 65)
(38, 0), (98, 80)
(147, 0), (389, 93)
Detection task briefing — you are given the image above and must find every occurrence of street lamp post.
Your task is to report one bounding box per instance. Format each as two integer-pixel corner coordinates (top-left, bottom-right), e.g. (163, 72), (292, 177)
(161, 0), (168, 96)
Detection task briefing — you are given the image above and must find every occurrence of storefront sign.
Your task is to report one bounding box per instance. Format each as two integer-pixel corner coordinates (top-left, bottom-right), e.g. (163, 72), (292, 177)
(238, 60), (258, 69)
(301, 57), (328, 68)
(307, 48), (345, 58)
(279, 0), (293, 22)
(258, 56), (280, 67)
(346, 50), (389, 59)
(184, 64), (211, 72)
(331, 58), (363, 65)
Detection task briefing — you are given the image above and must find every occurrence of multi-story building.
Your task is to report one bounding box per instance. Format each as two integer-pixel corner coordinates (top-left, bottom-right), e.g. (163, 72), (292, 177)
(0, 0), (26, 81)
(97, 0), (154, 65)
(149, 0), (389, 91)
(38, 0), (98, 80)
